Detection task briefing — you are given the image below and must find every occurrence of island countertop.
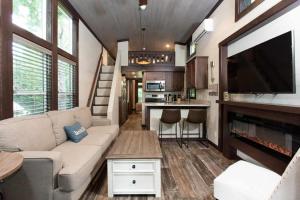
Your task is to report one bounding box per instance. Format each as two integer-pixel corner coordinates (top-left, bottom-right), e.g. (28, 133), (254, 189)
(143, 100), (210, 130)
(143, 100), (210, 107)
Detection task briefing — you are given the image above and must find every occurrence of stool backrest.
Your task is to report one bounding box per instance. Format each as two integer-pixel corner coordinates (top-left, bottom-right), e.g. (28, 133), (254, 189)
(160, 109), (181, 124)
(269, 148), (300, 200)
(187, 109), (206, 123)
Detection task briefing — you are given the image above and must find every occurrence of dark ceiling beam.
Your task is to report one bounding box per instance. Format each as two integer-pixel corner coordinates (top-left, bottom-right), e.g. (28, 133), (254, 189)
(63, 0), (116, 60)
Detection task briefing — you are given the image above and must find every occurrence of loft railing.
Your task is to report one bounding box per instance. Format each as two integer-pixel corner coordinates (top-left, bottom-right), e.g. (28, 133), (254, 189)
(128, 51), (175, 67)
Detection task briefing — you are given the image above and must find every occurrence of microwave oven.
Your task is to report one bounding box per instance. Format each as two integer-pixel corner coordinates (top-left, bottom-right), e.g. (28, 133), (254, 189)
(145, 80), (166, 92)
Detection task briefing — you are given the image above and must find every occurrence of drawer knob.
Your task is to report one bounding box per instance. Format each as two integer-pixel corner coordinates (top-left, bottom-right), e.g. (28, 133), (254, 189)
(132, 165), (136, 169)
(132, 180), (136, 184)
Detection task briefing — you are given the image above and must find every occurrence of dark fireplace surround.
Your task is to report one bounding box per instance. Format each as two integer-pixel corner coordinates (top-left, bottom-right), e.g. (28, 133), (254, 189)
(219, 101), (300, 174)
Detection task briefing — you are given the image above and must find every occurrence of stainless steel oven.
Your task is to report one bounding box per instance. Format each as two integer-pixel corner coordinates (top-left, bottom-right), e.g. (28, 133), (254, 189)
(145, 80), (165, 92)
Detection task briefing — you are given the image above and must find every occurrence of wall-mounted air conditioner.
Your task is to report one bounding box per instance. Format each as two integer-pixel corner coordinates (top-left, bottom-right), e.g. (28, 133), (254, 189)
(192, 19), (214, 43)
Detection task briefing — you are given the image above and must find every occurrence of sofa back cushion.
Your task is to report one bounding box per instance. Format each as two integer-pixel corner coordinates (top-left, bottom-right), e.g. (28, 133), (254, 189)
(47, 110), (76, 145)
(73, 107), (92, 129)
(0, 115), (56, 151)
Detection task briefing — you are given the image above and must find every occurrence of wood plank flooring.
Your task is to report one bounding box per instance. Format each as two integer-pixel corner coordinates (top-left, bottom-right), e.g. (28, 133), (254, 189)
(83, 113), (234, 200)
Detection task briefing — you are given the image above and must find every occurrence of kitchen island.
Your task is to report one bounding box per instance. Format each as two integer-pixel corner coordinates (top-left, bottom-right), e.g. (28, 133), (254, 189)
(143, 100), (210, 138)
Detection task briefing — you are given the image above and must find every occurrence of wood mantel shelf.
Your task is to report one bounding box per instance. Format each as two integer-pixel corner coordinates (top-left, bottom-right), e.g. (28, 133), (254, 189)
(216, 100), (300, 115)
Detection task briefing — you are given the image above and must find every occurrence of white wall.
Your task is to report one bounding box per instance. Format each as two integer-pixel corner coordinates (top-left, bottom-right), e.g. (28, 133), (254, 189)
(193, 0), (300, 145)
(78, 20), (103, 106)
(175, 44), (187, 66)
(118, 41), (129, 66)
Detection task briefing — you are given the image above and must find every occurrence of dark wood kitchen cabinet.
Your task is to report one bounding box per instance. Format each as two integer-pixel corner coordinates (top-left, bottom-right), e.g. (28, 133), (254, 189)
(186, 56), (208, 89)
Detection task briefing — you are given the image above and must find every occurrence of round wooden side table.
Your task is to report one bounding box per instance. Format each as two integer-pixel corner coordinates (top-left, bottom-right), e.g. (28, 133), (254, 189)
(0, 152), (23, 200)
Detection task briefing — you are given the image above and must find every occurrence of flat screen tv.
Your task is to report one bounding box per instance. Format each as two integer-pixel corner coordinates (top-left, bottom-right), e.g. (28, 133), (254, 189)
(227, 31), (295, 94)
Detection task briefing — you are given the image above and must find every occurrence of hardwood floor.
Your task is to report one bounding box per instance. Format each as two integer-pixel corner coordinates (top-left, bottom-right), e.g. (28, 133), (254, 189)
(83, 113), (233, 200)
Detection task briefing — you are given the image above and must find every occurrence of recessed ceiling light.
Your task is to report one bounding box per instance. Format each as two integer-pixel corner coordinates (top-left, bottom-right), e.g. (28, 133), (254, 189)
(139, 0), (147, 10)
(142, 47), (146, 51)
(166, 44), (170, 48)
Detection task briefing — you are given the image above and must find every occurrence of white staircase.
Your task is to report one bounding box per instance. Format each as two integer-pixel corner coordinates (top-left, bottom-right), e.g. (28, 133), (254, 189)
(92, 65), (114, 118)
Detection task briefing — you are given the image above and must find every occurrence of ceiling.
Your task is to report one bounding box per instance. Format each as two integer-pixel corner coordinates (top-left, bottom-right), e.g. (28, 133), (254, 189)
(69, 0), (220, 56)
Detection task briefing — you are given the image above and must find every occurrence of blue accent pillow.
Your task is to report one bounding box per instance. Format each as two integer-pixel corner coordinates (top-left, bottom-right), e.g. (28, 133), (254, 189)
(64, 122), (88, 143)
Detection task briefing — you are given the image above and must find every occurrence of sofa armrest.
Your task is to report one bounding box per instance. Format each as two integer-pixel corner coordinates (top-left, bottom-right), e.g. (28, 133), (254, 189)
(20, 151), (63, 175)
(92, 118), (111, 126)
(2, 151), (63, 200)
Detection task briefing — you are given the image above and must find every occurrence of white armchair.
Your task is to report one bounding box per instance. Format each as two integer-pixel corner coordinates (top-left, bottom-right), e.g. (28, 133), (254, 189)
(214, 148), (300, 200)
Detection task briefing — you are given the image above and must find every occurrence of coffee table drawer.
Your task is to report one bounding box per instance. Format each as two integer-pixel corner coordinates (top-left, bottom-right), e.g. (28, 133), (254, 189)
(112, 173), (155, 194)
(112, 161), (155, 172)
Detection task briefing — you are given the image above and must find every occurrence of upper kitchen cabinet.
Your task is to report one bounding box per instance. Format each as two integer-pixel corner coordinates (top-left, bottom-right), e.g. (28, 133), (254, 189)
(186, 56), (208, 89)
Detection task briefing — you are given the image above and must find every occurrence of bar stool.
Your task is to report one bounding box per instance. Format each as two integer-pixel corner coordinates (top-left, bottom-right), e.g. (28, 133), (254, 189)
(182, 109), (208, 148)
(159, 109), (182, 147)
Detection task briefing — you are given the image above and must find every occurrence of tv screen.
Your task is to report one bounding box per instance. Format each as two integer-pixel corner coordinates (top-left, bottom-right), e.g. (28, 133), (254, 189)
(227, 31), (295, 94)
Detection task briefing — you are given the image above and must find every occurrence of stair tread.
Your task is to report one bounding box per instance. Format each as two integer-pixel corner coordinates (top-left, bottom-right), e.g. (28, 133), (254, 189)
(96, 95), (110, 97)
(93, 104), (108, 106)
(93, 113), (108, 116)
(97, 87), (111, 89)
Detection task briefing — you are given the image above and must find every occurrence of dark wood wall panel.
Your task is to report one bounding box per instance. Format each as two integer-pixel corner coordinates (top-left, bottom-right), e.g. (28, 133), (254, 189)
(51, 0), (58, 111)
(0, 0), (13, 120)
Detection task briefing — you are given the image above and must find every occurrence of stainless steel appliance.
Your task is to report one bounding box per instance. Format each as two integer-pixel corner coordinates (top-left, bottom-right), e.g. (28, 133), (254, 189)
(145, 80), (165, 92)
(145, 94), (165, 102)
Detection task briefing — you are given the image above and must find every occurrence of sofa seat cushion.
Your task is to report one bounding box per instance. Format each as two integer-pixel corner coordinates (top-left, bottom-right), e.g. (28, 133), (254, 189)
(47, 110), (76, 145)
(79, 129), (114, 151)
(51, 142), (103, 192)
(87, 125), (119, 139)
(214, 161), (281, 200)
(0, 115), (56, 151)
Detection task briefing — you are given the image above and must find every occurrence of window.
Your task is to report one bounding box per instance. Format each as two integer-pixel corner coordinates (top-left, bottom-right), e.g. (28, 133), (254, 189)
(58, 58), (76, 110)
(58, 4), (73, 54)
(13, 0), (50, 40)
(13, 36), (52, 117)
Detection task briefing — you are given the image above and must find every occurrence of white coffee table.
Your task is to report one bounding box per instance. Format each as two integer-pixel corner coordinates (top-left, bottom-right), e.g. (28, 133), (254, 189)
(106, 130), (162, 198)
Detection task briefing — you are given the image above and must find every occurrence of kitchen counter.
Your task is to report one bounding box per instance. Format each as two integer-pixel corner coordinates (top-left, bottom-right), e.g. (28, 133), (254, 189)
(143, 100), (210, 135)
(143, 100), (210, 107)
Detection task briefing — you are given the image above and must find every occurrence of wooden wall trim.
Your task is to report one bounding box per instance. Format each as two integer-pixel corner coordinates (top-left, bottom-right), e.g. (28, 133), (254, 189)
(87, 47), (104, 107)
(0, 0), (13, 119)
(217, 100), (300, 115)
(235, 0), (264, 22)
(12, 24), (52, 51)
(51, 0), (58, 110)
(57, 48), (78, 62)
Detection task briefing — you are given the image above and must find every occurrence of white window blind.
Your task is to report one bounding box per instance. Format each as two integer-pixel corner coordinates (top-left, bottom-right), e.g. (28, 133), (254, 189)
(13, 40), (52, 117)
(58, 59), (76, 110)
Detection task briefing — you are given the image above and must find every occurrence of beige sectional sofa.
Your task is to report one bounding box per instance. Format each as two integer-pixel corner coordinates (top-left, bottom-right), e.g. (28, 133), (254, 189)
(0, 107), (119, 200)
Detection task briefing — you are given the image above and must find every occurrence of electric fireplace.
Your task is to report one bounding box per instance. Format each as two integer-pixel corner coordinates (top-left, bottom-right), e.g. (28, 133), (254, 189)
(229, 112), (300, 158)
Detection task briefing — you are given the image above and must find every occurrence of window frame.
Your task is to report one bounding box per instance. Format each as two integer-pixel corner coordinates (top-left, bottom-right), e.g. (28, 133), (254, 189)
(12, 35), (53, 116)
(0, 0), (79, 119)
(57, 56), (77, 110)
